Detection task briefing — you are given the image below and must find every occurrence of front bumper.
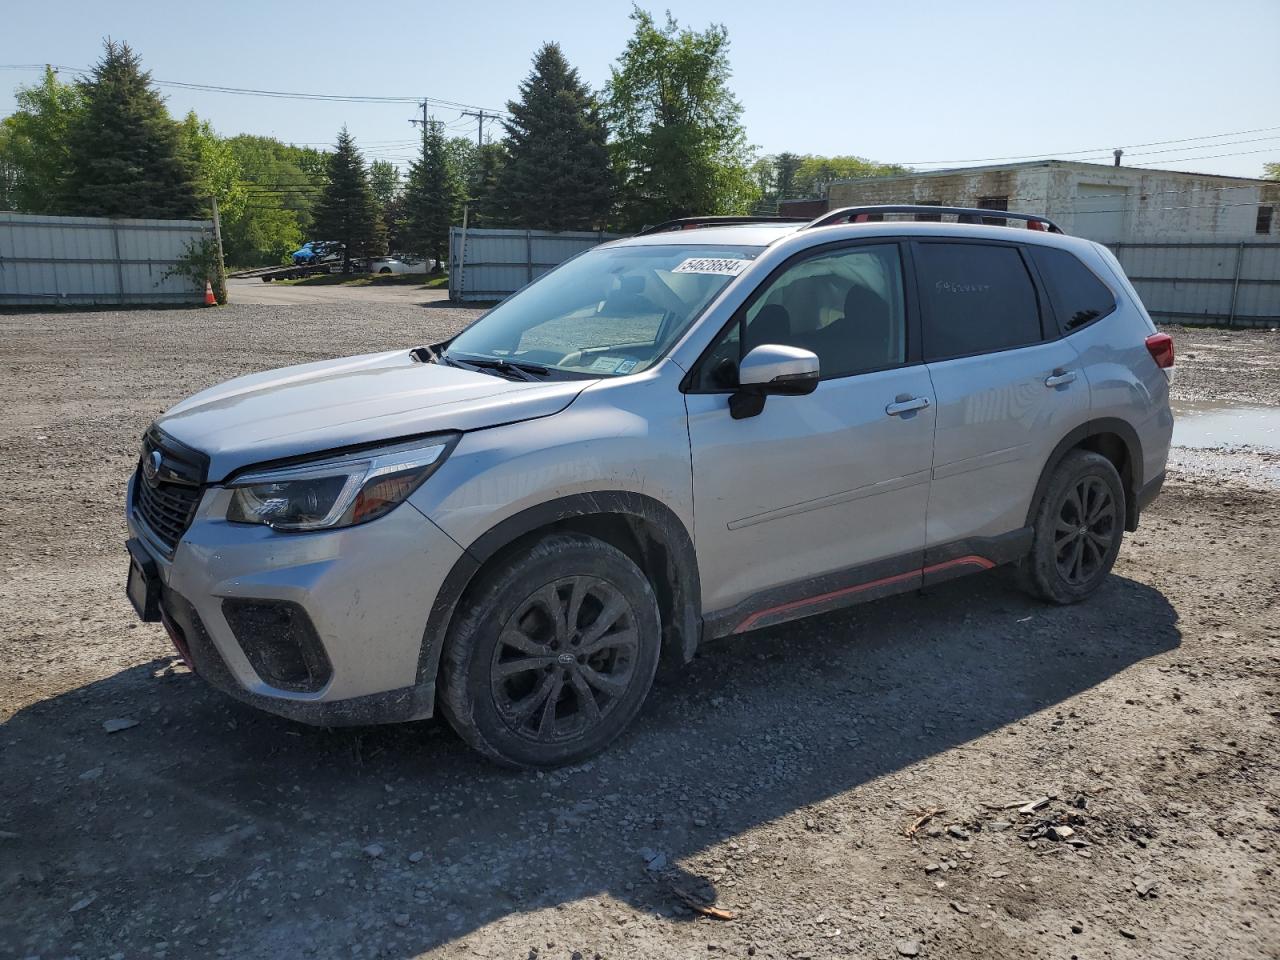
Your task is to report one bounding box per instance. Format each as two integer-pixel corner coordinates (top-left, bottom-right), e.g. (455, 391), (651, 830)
(127, 476), (466, 725)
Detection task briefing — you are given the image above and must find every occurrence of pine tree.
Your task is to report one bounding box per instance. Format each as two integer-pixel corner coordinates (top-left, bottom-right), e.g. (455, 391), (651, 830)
(468, 141), (508, 227)
(65, 40), (200, 219)
(310, 126), (385, 271)
(500, 43), (613, 231)
(402, 120), (460, 264)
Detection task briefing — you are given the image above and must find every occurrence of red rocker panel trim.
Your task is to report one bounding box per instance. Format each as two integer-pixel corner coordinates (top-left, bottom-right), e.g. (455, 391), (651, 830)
(732, 555), (995, 634)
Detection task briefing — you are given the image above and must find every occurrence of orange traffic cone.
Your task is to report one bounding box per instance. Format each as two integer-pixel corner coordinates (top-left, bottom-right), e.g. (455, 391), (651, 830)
(203, 280), (216, 306)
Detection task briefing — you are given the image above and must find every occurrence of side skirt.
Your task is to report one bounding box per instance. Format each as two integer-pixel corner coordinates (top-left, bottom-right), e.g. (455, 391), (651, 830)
(704, 528), (1032, 639)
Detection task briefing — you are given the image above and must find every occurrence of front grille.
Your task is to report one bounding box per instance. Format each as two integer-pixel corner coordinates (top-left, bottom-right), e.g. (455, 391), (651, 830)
(132, 428), (208, 553)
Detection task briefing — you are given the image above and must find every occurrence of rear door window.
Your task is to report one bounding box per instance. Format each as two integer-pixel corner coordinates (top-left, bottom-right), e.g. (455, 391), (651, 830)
(1027, 246), (1117, 334)
(915, 242), (1043, 361)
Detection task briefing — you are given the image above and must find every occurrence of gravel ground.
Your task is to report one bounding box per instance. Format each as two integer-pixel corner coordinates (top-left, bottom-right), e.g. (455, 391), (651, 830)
(1, 305), (1278, 960)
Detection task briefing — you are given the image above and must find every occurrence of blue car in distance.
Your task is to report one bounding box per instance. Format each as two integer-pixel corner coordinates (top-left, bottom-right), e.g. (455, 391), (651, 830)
(291, 240), (342, 265)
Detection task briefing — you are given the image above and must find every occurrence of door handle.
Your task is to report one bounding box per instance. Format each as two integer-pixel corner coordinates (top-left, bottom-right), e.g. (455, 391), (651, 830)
(885, 395), (931, 416)
(1044, 369), (1077, 388)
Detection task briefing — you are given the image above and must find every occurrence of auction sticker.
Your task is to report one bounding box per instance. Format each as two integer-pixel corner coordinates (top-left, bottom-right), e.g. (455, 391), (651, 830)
(589, 355), (626, 373)
(672, 257), (750, 277)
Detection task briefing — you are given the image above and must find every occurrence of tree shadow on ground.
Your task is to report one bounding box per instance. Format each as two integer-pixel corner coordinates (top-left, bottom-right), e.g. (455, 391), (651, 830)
(1, 570), (1179, 958)
(418, 298), (497, 310)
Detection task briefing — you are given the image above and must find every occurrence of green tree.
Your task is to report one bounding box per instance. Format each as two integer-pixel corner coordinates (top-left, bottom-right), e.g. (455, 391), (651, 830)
(791, 154), (908, 198)
(468, 141), (509, 226)
(311, 126), (385, 270)
(1265, 162), (1279, 180)
(439, 137), (508, 227)
(222, 134), (319, 265)
(748, 152), (906, 211)
(0, 66), (85, 213)
(0, 124), (18, 210)
(605, 9), (758, 229)
(65, 40), (200, 219)
(369, 159), (401, 246)
(500, 42), (613, 231)
(402, 120), (460, 264)
(773, 152), (804, 200)
(176, 112), (245, 221)
(445, 136), (477, 186)
(369, 160), (400, 208)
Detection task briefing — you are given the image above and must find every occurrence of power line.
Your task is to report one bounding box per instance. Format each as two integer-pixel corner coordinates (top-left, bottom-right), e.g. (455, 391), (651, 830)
(1126, 146), (1280, 166)
(0, 62), (511, 116)
(892, 124), (1280, 167)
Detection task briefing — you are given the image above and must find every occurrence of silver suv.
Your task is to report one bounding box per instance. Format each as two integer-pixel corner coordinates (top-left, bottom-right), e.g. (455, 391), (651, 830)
(125, 206), (1174, 768)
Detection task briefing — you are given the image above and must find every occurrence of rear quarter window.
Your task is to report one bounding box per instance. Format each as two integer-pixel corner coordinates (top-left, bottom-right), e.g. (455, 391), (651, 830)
(915, 242), (1042, 361)
(1027, 246), (1118, 334)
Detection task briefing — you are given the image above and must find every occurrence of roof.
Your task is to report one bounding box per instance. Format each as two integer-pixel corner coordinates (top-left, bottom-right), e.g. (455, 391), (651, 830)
(606, 217), (1098, 253)
(607, 224), (803, 247)
(830, 158), (1275, 187)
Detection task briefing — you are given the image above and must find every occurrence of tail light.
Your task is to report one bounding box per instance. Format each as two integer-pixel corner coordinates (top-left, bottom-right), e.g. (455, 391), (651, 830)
(1145, 333), (1175, 381)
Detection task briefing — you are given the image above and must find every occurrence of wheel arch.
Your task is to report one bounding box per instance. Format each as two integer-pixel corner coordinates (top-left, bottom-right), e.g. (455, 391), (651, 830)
(1026, 418), (1144, 532)
(417, 491), (702, 695)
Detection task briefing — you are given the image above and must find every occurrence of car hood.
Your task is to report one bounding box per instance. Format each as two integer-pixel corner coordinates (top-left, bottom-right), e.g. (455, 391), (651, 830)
(156, 349), (593, 481)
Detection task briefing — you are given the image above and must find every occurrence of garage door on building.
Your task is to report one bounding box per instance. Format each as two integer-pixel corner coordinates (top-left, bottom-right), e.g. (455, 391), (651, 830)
(1074, 183), (1129, 243)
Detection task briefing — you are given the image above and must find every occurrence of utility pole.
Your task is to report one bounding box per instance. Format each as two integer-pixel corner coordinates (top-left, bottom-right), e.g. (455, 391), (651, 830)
(210, 195), (224, 265)
(410, 101), (431, 152)
(461, 108), (489, 148)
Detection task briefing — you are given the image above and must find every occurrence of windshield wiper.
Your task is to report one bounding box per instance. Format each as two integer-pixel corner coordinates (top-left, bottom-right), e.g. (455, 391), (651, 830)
(440, 353), (548, 382)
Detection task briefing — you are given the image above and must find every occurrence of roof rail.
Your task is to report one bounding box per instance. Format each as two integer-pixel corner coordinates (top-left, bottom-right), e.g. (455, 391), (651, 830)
(637, 215), (811, 236)
(807, 205), (1064, 234)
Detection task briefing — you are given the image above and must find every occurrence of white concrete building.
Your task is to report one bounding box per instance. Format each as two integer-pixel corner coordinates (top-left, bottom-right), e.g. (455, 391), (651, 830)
(825, 160), (1278, 244)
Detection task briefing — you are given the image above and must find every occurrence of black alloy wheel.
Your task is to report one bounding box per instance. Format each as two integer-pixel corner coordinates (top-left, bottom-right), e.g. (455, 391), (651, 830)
(1053, 475), (1117, 586)
(1017, 449), (1126, 604)
(490, 576), (639, 744)
(439, 533), (661, 768)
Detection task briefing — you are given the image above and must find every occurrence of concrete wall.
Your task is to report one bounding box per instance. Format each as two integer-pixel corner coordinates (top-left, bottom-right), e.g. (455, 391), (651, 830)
(826, 161), (1278, 245)
(0, 212), (214, 306)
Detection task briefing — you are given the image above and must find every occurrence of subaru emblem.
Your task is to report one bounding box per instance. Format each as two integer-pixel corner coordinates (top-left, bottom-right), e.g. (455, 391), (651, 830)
(143, 450), (163, 486)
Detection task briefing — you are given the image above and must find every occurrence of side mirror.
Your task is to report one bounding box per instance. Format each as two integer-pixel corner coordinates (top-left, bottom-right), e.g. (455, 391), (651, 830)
(730, 344), (820, 419)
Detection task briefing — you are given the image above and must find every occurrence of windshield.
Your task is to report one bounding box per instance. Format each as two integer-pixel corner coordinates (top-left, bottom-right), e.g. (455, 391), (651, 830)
(444, 243), (763, 378)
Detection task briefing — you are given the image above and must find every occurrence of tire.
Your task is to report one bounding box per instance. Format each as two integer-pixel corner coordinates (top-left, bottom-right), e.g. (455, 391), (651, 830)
(1017, 450), (1126, 604)
(379, 268), (392, 275)
(438, 533), (662, 768)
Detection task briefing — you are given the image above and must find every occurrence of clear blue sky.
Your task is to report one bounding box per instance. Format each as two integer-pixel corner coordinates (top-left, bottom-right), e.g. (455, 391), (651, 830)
(3, 0), (1278, 178)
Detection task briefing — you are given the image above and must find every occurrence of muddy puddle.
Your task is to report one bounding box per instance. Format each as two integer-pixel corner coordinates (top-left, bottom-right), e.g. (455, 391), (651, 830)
(1171, 400), (1280, 452)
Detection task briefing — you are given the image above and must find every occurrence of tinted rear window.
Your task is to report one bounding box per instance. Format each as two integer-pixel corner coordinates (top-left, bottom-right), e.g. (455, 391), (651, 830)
(916, 243), (1042, 360)
(1028, 246), (1117, 333)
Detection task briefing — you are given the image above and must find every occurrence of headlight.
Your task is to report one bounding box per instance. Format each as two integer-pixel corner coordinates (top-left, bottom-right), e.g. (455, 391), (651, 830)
(227, 436), (456, 531)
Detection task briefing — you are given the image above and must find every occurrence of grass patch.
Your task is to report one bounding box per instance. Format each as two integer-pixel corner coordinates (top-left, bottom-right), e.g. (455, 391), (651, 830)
(278, 272), (448, 289)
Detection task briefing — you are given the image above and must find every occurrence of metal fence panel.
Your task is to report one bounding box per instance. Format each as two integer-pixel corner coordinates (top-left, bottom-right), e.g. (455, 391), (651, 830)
(0, 212), (213, 306)
(448, 227), (621, 302)
(1109, 242), (1280, 328)
(445, 228), (1279, 326)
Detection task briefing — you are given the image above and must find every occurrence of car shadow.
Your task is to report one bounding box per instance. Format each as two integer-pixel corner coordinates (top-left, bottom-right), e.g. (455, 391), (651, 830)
(1, 570), (1179, 958)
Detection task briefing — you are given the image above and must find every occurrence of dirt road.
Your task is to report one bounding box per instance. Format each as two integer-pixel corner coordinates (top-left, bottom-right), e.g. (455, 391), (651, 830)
(1, 308), (1277, 960)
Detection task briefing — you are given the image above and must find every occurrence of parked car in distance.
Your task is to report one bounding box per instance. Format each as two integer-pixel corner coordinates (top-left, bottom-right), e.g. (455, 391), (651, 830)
(125, 206), (1173, 768)
(369, 255), (428, 275)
